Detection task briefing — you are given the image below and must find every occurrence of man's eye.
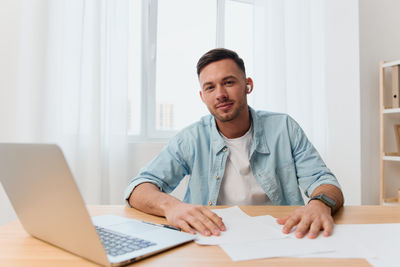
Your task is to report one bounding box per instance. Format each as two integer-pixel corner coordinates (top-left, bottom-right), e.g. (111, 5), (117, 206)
(205, 86), (214, 91)
(224, 81), (234, 86)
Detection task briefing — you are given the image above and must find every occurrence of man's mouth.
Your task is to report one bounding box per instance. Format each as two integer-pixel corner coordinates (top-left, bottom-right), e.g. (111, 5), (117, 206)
(216, 102), (233, 111)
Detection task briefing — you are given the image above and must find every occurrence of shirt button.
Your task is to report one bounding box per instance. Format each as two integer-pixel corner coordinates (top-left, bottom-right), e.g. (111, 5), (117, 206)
(208, 201), (212, 206)
(223, 147), (227, 152)
(214, 175), (219, 179)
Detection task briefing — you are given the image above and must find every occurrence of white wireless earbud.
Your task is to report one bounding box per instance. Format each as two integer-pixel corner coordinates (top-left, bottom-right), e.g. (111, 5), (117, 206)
(246, 85), (251, 92)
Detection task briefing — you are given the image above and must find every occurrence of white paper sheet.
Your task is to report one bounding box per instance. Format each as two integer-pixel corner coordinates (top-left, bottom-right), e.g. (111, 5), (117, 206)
(220, 238), (337, 261)
(295, 224), (376, 259)
(300, 223), (400, 267)
(252, 214), (293, 236)
(221, 221), (400, 265)
(195, 206), (286, 245)
(220, 213), (337, 261)
(211, 206), (251, 219)
(195, 206), (400, 266)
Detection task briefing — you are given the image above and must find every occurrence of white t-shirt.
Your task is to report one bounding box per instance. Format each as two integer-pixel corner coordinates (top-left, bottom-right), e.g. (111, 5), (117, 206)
(217, 126), (271, 205)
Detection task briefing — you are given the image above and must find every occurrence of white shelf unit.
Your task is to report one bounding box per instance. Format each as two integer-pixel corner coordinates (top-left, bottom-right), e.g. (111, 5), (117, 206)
(382, 60), (400, 68)
(380, 60), (400, 205)
(383, 155), (400, 162)
(383, 108), (400, 114)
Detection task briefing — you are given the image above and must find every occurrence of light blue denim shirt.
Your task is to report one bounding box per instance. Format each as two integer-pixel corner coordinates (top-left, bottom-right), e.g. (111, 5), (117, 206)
(124, 107), (341, 206)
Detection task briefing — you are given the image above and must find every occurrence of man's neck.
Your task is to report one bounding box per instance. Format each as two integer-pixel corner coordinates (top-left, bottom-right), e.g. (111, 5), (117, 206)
(216, 108), (251, 139)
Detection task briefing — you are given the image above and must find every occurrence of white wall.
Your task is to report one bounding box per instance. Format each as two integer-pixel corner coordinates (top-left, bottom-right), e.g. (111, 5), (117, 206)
(359, 0), (400, 204)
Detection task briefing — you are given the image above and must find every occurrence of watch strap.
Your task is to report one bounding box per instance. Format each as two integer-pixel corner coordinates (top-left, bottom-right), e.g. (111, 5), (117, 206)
(308, 194), (336, 214)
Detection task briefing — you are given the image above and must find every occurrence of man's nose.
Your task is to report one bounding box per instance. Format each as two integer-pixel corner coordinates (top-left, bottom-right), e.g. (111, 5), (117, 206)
(215, 84), (228, 102)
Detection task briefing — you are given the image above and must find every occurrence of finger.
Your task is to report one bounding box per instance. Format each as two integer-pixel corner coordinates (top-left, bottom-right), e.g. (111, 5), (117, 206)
(321, 217), (334, 237)
(294, 217), (312, 238)
(178, 220), (196, 235)
(282, 214), (301, 234)
(308, 220), (322, 239)
(186, 215), (212, 236)
(202, 208), (226, 233)
(276, 215), (289, 225)
(197, 209), (225, 236)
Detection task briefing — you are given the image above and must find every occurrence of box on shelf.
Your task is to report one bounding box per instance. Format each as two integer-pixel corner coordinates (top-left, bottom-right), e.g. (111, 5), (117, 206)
(398, 188), (400, 203)
(385, 152), (400, 156)
(392, 66), (400, 108)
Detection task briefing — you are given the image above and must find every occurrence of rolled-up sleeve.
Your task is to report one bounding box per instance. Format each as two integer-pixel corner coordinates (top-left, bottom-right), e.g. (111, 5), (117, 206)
(124, 135), (190, 206)
(288, 118), (341, 198)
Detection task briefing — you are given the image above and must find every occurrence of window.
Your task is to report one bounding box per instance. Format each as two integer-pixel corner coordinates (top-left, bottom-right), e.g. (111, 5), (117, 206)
(225, 0), (254, 78)
(156, 0), (216, 132)
(128, 0), (255, 140)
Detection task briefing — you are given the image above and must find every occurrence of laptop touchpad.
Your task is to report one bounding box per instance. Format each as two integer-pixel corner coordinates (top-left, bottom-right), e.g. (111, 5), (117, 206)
(92, 215), (158, 235)
(106, 221), (156, 235)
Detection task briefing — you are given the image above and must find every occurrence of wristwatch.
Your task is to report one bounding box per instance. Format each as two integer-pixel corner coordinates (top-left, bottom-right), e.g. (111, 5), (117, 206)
(308, 194), (336, 214)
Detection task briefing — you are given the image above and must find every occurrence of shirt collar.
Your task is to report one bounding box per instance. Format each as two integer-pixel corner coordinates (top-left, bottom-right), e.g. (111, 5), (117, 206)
(249, 106), (270, 155)
(210, 106), (270, 155)
(210, 117), (226, 154)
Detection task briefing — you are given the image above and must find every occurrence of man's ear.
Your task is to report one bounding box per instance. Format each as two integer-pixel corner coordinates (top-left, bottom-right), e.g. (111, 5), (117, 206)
(199, 90), (205, 103)
(246, 77), (254, 94)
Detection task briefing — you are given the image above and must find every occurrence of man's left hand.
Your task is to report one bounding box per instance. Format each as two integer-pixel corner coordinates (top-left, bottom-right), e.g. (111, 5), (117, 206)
(276, 200), (334, 239)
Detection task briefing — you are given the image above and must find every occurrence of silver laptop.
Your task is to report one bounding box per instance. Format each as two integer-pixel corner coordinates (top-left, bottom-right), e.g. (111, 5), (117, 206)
(0, 143), (195, 266)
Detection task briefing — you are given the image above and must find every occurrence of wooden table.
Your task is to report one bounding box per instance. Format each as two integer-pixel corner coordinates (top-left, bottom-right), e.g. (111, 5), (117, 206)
(1, 205), (400, 267)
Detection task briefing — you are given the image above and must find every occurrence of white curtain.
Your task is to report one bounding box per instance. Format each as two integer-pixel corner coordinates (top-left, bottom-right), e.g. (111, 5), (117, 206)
(12, 0), (330, 205)
(15, 0), (131, 204)
(251, 0), (328, 158)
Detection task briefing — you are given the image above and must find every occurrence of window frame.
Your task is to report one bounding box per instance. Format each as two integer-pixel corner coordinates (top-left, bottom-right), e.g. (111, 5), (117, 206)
(128, 0), (253, 142)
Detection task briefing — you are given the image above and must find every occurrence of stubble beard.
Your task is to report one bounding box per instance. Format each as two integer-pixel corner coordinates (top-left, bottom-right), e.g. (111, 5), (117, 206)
(211, 98), (247, 123)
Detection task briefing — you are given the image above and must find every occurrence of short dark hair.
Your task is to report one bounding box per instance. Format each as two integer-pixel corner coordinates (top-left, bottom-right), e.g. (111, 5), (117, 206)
(196, 48), (246, 76)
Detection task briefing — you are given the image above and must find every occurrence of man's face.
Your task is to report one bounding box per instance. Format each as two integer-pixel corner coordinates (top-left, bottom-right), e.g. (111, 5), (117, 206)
(199, 59), (251, 123)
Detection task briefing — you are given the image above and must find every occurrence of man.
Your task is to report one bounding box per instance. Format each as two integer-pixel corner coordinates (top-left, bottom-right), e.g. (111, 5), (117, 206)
(125, 48), (343, 239)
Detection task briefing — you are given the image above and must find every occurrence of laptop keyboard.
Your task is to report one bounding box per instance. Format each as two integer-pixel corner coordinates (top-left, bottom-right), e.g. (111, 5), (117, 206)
(95, 226), (157, 257)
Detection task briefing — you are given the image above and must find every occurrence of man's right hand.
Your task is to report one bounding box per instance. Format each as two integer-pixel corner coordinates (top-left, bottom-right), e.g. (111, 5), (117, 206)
(129, 182), (225, 236)
(164, 202), (226, 236)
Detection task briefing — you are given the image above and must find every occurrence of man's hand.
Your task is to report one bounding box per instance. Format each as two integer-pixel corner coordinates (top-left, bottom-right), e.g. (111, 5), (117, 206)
(129, 183), (225, 237)
(276, 200), (334, 239)
(164, 202), (226, 236)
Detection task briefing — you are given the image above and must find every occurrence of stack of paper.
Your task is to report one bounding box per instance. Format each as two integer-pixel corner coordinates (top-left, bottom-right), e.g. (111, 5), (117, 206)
(195, 206), (286, 245)
(195, 206), (400, 267)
